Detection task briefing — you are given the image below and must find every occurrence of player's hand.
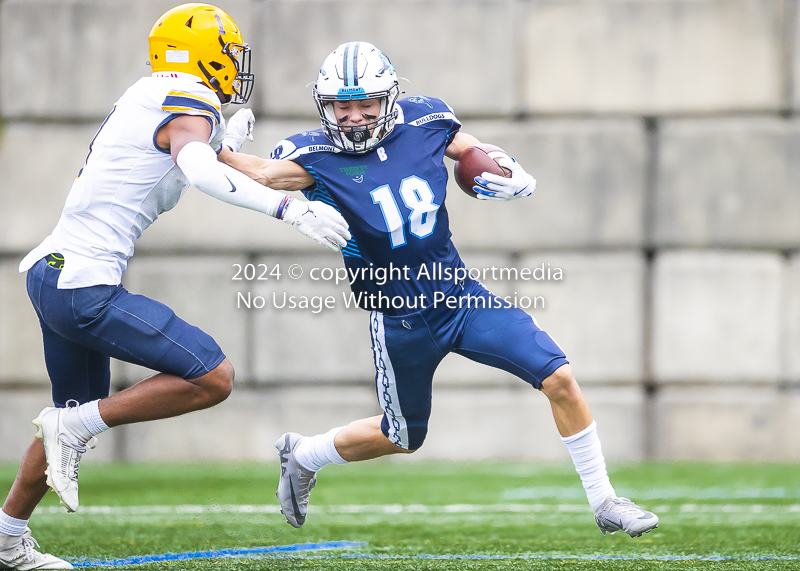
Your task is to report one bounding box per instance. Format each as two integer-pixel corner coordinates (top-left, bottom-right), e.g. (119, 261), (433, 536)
(473, 157), (536, 202)
(221, 109), (255, 153)
(282, 199), (351, 252)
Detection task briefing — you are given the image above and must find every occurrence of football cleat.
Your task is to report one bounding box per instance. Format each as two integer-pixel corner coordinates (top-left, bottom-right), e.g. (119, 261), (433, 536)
(274, 433), (317, 528)
(0, 528), (72, 570)
(594, 495), (659, 538)
(33, 407), (96, 513)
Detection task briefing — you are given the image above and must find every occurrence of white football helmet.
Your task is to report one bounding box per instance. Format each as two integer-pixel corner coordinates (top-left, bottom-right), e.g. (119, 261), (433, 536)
(313, 41), (400, 153)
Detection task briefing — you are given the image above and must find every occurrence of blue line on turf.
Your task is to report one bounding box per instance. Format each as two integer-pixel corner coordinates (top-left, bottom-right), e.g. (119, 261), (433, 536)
(69, 541), (366, 567)
(268, 553), (800, 562)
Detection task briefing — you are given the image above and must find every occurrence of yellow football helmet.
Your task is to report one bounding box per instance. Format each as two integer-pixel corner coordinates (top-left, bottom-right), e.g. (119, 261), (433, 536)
(148, 3), (254, 104)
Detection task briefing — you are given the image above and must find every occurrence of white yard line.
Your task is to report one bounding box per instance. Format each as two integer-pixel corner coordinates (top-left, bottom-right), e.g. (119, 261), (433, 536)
(33, 503), (800, 516)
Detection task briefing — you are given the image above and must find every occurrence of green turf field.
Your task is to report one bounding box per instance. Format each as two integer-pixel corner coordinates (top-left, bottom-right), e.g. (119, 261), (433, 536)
(1, 460), (798, 569)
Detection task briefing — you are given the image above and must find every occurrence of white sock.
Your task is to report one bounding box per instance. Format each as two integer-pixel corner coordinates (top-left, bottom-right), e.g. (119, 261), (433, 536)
(0, 510), (28, 537)
(561, 420), (615, 511)
(76, 400), (110, 437)
(294, 427), (348, 472)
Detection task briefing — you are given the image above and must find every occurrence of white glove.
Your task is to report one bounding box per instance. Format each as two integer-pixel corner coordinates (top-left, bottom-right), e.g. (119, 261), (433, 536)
(282, 198), (351, 252)
(221, 108), (255, 153)
(473, 156), (536, 202)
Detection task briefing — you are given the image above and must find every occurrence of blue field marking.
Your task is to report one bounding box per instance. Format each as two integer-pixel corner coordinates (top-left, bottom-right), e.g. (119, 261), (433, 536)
(69, 541), (366, 567)
(267, 552), (800, 562)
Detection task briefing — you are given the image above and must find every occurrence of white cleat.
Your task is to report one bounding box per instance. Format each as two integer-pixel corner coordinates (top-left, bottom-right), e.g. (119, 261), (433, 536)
(32, 407), (96, 513)
(0, 528), (72, 570)
(274, 432), (317, 528)
(594, 495), (659, 538)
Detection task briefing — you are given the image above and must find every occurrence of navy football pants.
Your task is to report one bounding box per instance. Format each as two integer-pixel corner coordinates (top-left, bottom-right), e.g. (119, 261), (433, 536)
(27, 257), (226, 407)
(370, 279), (568, 450)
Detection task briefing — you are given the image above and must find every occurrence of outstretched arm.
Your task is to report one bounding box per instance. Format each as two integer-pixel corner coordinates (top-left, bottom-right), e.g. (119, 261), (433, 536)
(218, 147), (314, 191)
(157, 114), (349, 251)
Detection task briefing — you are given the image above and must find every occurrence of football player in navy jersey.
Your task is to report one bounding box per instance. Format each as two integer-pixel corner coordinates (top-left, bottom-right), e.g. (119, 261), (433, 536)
(220, 41), (658, 538)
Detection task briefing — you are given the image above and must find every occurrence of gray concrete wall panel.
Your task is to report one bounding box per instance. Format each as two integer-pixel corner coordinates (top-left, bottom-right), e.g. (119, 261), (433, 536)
(792, 0), (800, 111)
(446, 120), (647, 249)
(0, 260), (49, 382)
(655, 118), (800, 247)
(787, 254), (800, 380)
(0, 124), (98, 252)
(0, 0), (255, 119)
(523, 0), (784, 114)
(250, 254), (375, 382)
(652, 251), (784, 382)
(653, 386), (799, 460)
(256, 0), (514, 117)
(517, 252), (646, 383)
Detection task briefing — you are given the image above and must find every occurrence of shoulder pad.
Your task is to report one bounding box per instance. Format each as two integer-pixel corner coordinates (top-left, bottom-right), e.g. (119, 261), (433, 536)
(161, 82), (222, 126)
(272, 130), (338, 160)
(397, 96), (460, 129)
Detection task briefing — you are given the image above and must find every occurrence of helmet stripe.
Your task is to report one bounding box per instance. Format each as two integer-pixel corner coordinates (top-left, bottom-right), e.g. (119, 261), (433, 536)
(343, 43), (352, 86)
(351, 42), (359, 86)
(343, 42), (360, 87)
(214, 13), (226, 35)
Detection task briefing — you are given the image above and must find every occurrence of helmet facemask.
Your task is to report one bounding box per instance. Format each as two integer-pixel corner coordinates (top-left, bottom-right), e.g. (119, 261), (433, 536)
(197, 37), (254, 104)
(314, 84), (400, 153)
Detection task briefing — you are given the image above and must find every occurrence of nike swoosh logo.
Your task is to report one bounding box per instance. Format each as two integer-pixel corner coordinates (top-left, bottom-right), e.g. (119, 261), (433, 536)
(279, 439), (290, 475)
(289, 480), (304, 524)
(226, 176), (236, 193)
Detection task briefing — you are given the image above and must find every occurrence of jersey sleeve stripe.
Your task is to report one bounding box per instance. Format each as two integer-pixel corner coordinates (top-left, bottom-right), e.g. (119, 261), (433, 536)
(166, 90), (221, 111)
(162, 94), (221, 124)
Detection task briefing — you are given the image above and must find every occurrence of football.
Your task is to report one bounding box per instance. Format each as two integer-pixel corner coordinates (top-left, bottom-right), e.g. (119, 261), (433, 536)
(453, 144), (513, 198)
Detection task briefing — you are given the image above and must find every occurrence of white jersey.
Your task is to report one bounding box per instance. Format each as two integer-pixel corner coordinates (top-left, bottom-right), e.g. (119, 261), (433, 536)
(20, 74), (226, 288)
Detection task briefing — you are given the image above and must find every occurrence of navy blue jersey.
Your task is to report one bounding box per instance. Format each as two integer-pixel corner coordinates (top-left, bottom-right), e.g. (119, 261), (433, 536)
(272, 96), (466, 314)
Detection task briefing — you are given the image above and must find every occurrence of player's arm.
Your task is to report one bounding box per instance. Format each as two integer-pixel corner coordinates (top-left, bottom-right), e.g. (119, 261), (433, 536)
(156, 115), (350, 252)
(218, 148), (314, 192)
(446, 130), (536, 202)
(444, 131), (482, 160)
(214, 108), (314, 191)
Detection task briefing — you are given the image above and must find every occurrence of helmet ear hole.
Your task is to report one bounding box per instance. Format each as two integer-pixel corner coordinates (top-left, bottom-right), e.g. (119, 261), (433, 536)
(208, 61), (225, 71)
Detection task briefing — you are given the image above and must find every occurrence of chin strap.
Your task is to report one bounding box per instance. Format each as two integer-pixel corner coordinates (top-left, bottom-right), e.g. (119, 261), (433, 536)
(196, 60), (230, 104)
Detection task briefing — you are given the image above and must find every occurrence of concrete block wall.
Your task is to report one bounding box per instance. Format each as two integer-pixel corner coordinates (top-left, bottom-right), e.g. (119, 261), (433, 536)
(1, 0), (798, 463)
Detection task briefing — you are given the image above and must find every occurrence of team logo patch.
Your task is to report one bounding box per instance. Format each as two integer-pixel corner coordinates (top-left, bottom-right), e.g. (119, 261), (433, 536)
(377, 147), (388, 162)
(407, 96), (433, 108)
(339, 165), (368, 177)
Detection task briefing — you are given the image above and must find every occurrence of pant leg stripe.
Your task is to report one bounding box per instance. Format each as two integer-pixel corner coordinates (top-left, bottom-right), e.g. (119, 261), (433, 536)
(370, 311), (408, 449)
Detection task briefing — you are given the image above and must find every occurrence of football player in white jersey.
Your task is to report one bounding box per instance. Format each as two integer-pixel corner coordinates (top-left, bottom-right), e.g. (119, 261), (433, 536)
(0, 4), (350, 569)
